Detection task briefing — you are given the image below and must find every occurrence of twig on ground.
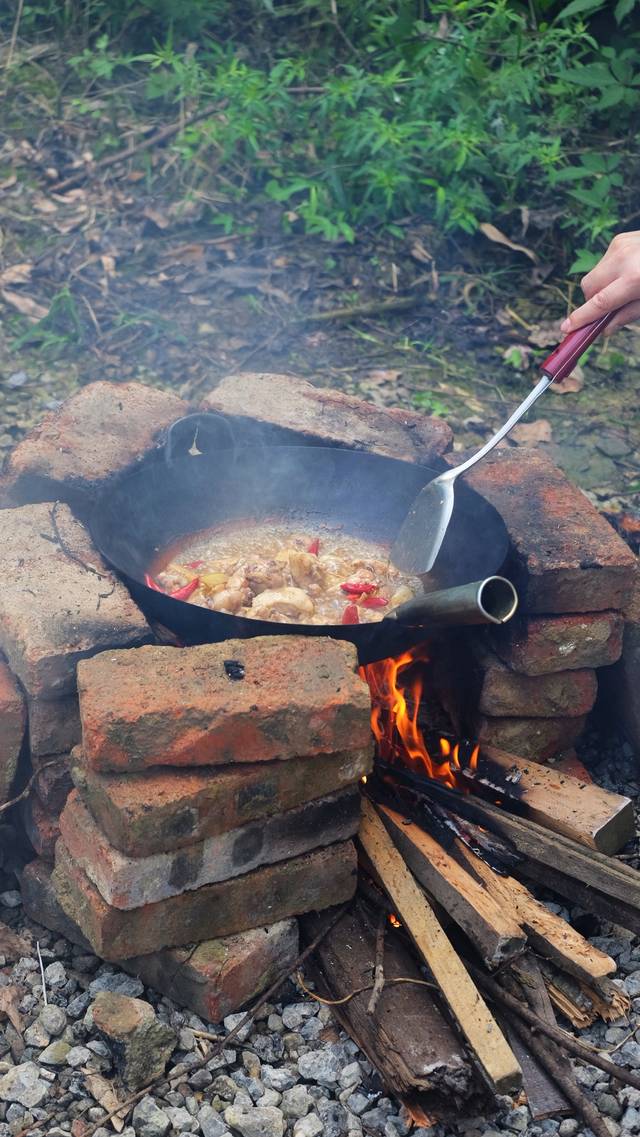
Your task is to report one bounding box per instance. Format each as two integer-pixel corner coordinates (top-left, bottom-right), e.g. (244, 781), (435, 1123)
(294, 971), (436, 1007)
(303, 297), (417, 323)
(3, 0), (25, 78)
(367, 910), (386, 1014)
(0, 758), (62, 816)
(36, 941), (48, 1006)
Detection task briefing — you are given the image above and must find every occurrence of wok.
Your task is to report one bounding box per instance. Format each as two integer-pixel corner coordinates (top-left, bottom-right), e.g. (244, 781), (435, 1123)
(90, 417), (511, 664)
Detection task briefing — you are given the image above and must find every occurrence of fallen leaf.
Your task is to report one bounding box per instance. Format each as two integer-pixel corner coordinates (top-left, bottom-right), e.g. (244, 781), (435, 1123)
(410, 238), (433, 264)
(0, 263), (32, 287)
(1, 289), (49, 320)
(479, 222), (537, 263)
(100, 254), (116, 277)
(527, 319), (563, 348)
(0, 986), (24, 1037)
(502, 343), (534, 370)
(552, 364), (584, 394)
(143, 205), (170, 230)
(31, 192), (58, 214)
(511, 419), (552, 445)
(85, 1073), (126, 1132)
(363, 369), (402, 385)
(0, 921), (30, 961)
(0, 174), (17, 191)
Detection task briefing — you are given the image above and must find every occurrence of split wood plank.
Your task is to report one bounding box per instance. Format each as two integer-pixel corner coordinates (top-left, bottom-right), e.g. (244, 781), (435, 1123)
(505, 956), (569, 1121)
(464, 745), (633, 855)
(417, 781), (640, 936)
(358, 798), (522, 1096)
(378, 804), (526, 968)
(454, 842), (615, 987)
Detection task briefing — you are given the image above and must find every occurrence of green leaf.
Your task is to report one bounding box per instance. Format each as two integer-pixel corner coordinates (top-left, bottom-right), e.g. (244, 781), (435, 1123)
(569, 249), (601, 273)
(615, 0), (637, 21)
(555, 0), (607, 19)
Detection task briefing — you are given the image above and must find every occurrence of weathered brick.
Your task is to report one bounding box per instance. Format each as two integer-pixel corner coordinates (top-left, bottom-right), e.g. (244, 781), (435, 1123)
(491, 611), (624, 676)
(0, 659), (26, 805)
(53, 838), (357, 960)
(20, 857), (92, 950)
(475, 715), (587, 763)
(606, 567), (640, 751)
(459, 448), (636, 614)
(34, 753), (74, 813)
(28, 694), (81, 759)
(202, 372), (452, 464)
(0, 381), (189, 513)
(77, 637), (371, 773)
(0, 504), (149, 699)
(23, 795), (60, 861)
(73, 746), (372, 857)
(477, 651), (597, 718)
(122, 920), (299, 1022)
(60, 787), (361, 909)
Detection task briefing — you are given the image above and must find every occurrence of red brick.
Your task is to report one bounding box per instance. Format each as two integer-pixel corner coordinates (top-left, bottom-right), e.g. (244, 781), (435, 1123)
(77, 637), (371, 773)
(20, 858), (92, 950)
(0, 659), (26, 805)
(53, 838), (357, 960)
(0, 504), (149, 699)
(459, 449), (636, 614)
(34, 753), (74, 813)
(28, 694), (81, 759)
(122, 919), (299, 1024)
(491, 611), (623, 676)
(0, 381), (189, 512)
(477, 652), (597, 718)
(202, 372), (452, 464)
(60, 787), (360, 909)
(475, 715), (587, 763)
(23, 795), (60, 861)
(73, 746), (372, 857)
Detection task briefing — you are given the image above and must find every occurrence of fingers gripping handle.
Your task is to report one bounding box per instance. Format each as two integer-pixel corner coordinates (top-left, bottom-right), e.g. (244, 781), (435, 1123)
(541, 311), (616, 383)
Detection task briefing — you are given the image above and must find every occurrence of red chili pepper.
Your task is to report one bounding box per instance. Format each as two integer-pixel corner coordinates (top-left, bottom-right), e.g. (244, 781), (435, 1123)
(341, 602), (360, 625)
(185, 560), (205, 569)
(362, 596), (388, 609)
(307, 538), (320, 555)
(340, 581), (377, 596)
(144, 573), (164, 592)
(170, 578), (200, 601)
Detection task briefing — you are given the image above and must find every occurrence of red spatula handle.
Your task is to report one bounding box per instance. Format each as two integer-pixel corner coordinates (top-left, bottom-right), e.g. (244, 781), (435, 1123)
(541, 311), (617, 382)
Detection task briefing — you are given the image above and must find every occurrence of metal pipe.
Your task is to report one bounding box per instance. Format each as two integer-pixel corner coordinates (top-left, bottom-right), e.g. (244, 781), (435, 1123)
(387, 575), (518, 628)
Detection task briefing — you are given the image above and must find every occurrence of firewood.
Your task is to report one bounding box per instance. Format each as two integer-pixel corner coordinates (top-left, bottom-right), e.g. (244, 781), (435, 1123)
(358, 799), (522, 1096)
(463, 744), (634, 855)
(536, 958), (631, 1028)
(378, 804), (526, 968)
(453, 842), (615, 987)
(302, 902), (477, 1113)
(503, 957), (569, 1120)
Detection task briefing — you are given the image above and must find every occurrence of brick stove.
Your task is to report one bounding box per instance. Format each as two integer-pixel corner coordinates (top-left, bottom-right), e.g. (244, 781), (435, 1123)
(0, 373), (638, 1029)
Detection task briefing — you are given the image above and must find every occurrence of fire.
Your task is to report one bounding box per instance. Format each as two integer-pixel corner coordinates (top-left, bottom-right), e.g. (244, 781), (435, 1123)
(361, 647), (479, 790)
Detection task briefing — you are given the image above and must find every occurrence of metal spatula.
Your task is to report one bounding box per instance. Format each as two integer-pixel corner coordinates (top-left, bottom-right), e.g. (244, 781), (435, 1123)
(391, 311), (615, 576)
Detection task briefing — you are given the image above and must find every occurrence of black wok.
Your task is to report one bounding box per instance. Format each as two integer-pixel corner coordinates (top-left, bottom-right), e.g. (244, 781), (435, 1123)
(90, 430), (510, 664)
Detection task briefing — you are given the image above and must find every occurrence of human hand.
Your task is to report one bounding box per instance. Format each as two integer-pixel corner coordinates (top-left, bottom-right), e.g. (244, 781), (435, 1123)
(561, 231), (640, 335)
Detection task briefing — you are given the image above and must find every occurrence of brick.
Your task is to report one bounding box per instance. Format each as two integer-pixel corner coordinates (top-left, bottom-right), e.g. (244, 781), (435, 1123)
(0, 504), (149, 699)
(53, 838), (357, 960)
(0, 381), (189, 514)
(28, 694), (81, 759)
(475, 715), (587, 763)
(491, 611), (624, 676)
(0, 659), (26, 805)
(20, 858), (92, 950)
(34, 753), (74, 813)
(60, 787), (361, 910)
(73, 746), (372, 857)
(459, 448), (636, 614)
(202, 372), (452, 464)
(23, 795), (60, 861)
(477, 651), (597, 718)
(77, 637), (371, 773)
(607, 568), (640, 751)
(122, 920), (299, 1023)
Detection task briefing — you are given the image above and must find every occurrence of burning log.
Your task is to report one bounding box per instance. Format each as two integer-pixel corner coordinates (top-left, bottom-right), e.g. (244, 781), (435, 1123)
(376, 804), (526, 968)
(358, 799), (522, 1096)
(302, 901), (478, 1115)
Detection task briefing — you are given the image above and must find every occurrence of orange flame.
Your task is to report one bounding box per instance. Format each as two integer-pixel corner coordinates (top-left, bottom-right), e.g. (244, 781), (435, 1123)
(361, 647), (479, 790)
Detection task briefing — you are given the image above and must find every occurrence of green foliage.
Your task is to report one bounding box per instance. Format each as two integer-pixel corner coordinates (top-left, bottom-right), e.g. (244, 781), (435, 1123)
(7, 0), (640, 260)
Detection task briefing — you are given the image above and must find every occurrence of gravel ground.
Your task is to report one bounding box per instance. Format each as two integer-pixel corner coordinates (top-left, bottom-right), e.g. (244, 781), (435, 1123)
(1, 730), (639, 1137)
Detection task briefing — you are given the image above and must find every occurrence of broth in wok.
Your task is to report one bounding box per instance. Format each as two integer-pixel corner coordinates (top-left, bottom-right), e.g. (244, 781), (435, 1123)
(149, 521), (421, 626)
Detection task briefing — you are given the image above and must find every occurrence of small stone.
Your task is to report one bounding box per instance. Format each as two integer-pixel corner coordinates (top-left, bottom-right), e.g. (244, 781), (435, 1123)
(211, 1075), (239, 1101)
(132, 1097), (171, 1137)
(318, 1099), (350, 1137)
(267, 1015), (283, 1033)
(38, 1006), (67, 1037)
(262, 1066), (297, 1093)
(346, 1094), (369, 1117)
(261, 1089), (283, 1108)
(92, 992), (176, 1091)
(298, 1050), (342, 1087)
(66, 1046), (91, 1068)
(281, 1086), (313, 1119)
(43, 962), (66, 987)
(282, 1004), (317, 1031)
(223, 1105), (285, 1137)
(0, 1063), (50, 1108)
(0, 892), (21, 908)
(598, 1094), (623, 1120)
(189, 1069), (212, 1089)
(339, 1062), (362, 1090)
(67, 993), (91, 1019)
(89, 973), (144, 999)
(164, 1105), (197, 1132)
(558, 1123), (578, 1137)
(293, 1116), (323, 1137)
(223, 1014), (253, 1043)
(361, 1108), (393, 1135)
(23, 1022), (50, 1049)
(242, 1051), (261, 1079)
(39, 1040), (71, 1067)
(198, 1105), (230, 1137)
(179, 1028), (195, 1052)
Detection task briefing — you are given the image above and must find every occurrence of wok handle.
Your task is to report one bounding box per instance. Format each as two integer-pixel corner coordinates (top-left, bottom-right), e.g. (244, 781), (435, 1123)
(164, 413), (236, 465)
(387, 577), (518, 628)
(541, 311), (617, 383)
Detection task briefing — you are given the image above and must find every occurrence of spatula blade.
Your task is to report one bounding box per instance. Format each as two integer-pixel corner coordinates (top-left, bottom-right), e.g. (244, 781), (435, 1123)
(391, 476), (455, 576)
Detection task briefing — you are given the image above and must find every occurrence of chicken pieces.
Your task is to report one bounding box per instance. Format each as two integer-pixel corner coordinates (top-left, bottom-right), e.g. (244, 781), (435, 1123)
(251, 586), (315, 622)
